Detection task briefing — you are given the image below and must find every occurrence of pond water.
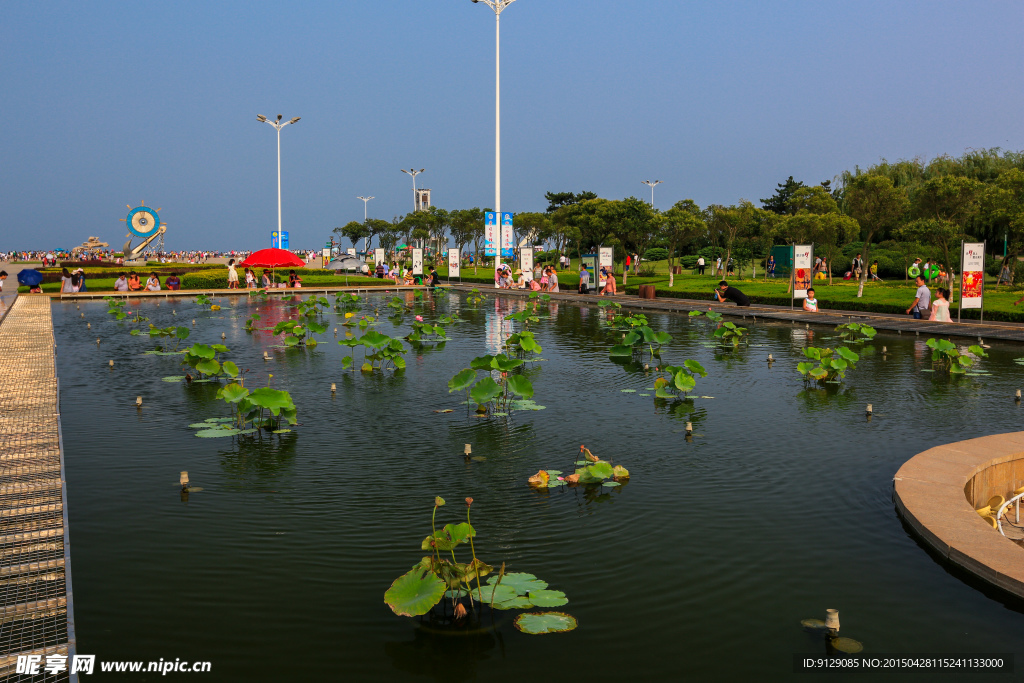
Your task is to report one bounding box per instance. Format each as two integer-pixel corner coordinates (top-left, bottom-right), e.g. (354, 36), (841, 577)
(53, 291), (1024, 681)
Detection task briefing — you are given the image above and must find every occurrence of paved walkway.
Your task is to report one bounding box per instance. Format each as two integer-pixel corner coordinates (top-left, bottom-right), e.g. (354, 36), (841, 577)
(452, 285), (1024, 343)
(0, 297), (76, 680)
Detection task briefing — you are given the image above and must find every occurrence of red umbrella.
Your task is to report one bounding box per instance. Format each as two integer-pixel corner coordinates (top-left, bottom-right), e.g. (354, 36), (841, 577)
(238, 248), (305, 268)
(238, 248), (306, 288)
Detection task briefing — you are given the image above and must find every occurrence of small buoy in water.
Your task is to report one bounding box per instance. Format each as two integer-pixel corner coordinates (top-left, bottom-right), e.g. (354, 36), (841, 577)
(464, 444), (472, 455)
(108, 360), (114, 367)
(643, 363), (649, 371)
(685, 421), (693, 435)
(866, 404), (873, 415)
(263, 352), (270, 361)
(978, 336), (983, 344)
(135, 396), (142, 407)
(87, 322), (91, 329)
(221, 332), (226, 339)
(192, 319), (196, 326)
(331, 383), (336, 393)
(333, 328), (337, 336)
(898, 329), (902, 334)
(80, 312), (84, 318)
(1016, 390), (1021, 402)
(76, 305), (80, 310)
(96, 338), (100, 345)
(180, 471), (189, 491)
(172, 310), (176, 315)
(805, 323), (809, 329)
(882, 346), (887, 354)
(824, 609), (840, 634)
(767, 354), (774, 362)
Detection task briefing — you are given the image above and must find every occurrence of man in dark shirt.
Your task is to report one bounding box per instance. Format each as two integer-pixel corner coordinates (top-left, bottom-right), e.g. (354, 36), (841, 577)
(165, 273), (181, 290)
(427, 267), (440, 287)
(714, 280), (750, 306)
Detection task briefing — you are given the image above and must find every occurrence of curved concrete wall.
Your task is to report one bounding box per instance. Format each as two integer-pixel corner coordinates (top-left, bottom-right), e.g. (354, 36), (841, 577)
(894, 433), (1024, 598)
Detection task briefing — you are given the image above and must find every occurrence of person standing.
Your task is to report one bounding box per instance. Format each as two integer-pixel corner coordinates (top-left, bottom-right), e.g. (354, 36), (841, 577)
(929, 288), (951, 321)
(227, 259), (239, 289)
(697, 256), (705, 275)
(715, 256), (722, 276)
(60, 268), (74, 293)
(767, 255), (776, 278)
(548, 267), (560, 293)
(906, 275), (931, 319)
(578, 264), (591, 293)
(852, 253), (863, 280)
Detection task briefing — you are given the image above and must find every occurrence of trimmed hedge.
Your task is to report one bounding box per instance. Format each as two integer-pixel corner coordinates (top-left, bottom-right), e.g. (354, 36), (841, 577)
(180, 270), (384, 289)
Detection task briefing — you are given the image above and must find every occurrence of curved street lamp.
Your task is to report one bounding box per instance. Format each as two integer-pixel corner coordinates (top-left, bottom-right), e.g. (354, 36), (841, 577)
(257, 114), (301, 235)
(471, 0), (516, 214)
(642, 180), (662, 207)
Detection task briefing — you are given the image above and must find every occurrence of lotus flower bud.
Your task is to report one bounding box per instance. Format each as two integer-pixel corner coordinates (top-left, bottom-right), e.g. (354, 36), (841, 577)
(465, 497), (474, 507)
(434, 496), (445, 507)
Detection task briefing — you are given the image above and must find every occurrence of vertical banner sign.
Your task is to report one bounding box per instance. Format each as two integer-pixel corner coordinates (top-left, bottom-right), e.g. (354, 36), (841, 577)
(501, 212), (515, 258)
(321, 248), (331, 268)
(484, 212), (498, 257)
(346, 248), (356, 256)
(520, 247), (534, 276)
(793, 244), (813, 299)
(960, 241), (985, 315)
(280, 231), (289, 250)
(448, 248), (461, 280)
(271, 231), (279, 248)
(598, 247), (614, 288)
(412, 248), (423, 275)
(374, 248), (386, 270)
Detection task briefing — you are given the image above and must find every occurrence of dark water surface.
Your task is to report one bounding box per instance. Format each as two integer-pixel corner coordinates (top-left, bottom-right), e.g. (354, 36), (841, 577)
(53, 292), (1024, 681)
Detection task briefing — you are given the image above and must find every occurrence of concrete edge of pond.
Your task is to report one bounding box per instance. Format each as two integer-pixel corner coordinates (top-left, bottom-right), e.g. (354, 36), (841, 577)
(894, 433), (1024, 599)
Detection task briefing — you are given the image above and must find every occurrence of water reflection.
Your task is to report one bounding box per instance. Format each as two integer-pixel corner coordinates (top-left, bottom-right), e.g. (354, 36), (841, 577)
(385, 618), (504, 683)
(218, 432), (299, 486)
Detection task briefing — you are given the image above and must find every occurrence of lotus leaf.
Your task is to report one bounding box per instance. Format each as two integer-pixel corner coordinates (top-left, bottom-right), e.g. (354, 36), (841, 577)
(621, 388), (636, 393)
(609, 345), (633, 357)
(803, 347), (821, 360)
(602, 481), (621, 487)
(528, 470), (550, 487)
(506, 375), (533, 399)
(492, 354), (523, 371)
(470, 377), (502, 406)
(486, 572), (548, 594)
(612, 465), (629, 480)
(653, 331), (672, 345)
(221, 361), (239, 377)
(248, 388), (295, 415)
(796, 362), (815, 376)
(493, 595), (534, 610)
(195, 428), (242, 438)
(485, 584), (519, 605)
(384, 566), (447, 617)
(162, 376), (186, 382)
(514, 611), (578, 635)
(968, 344), (988, 357)
(528, 589), (567, 607)
(509, 400), (546, 410)
(674, 371), (696, 393)
(683, 359), (707, 376)
(196, 359), (221, 376)
(836, 347), (859, 362)
(623, 330), (642, 346)
(218, 383), (249, 403)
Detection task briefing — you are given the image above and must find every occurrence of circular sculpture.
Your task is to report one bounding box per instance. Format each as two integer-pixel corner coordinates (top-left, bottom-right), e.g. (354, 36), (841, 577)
(126, 206), (161, 238)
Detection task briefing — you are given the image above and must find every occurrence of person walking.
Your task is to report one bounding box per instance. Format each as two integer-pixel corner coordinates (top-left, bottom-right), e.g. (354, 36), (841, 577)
(578, 264), (591, 293)
(601, 268), (617, 296)
(715, 256), (722, 276)
(852, 253), (864, 280)
(227, 259), (239, 289)
(697, 256), (705, 275)
(906, 275), (931, 319)
(767, 255), (776, 278)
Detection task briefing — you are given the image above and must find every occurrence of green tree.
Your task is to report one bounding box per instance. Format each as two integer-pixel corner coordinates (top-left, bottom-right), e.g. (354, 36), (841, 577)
(334, 221), (369, 251)
(843, 174), (910, 297)
(761, 176), (805, 214)
(611, 197), (658, 276)
(707, 201), (756, 279)
(512, 212), (551, 252)
(448, 208), (485, 272)
(545, 190), (598, 213)
(900, 175), (983, 285)
(662, 199), (706, 283)
(981, 168), (1024, 284)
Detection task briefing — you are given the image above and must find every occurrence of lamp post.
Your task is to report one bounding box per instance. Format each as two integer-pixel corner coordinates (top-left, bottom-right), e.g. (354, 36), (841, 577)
(471, 0), (516, 214)
(357, 196), (374, 253)
(256, 114), (301, 236)
(401, 169), (425, 213)
(642, 180), (662, 207)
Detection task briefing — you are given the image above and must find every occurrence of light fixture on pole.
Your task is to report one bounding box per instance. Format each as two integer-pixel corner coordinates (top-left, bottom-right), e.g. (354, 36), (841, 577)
(642, 180), (662, 207)
(256, 114), (301, 236)
(356, 196), (375, 253)
(471, 0), (516, 214)
(401, 169), (425, 212)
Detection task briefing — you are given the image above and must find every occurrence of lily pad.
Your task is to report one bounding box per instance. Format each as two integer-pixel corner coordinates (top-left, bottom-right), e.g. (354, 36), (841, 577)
(514, 611), (578, 635)
(639, 393), (651, 397)
(620, 389), (636, 393)
(484, 584), (519, 605)
(547, 480), (566, 487)
(575, 460), (588, 466)
(493, 595), (534, 610)
(602, 481), (621, 487)
(272, 429), (292, 433)
(205, 417), (235, 423)
(384, 566), (447, 617)
(528, 589), (568, 607)
(486, 572), (547, 595)
(545, 470), (562, 476)
(491, 412), (508, 417)
(830, 637), (864, 654)
(195, 428), (242, 438)
(162, 376), (186, 382)
(143, 350), (186, 356)
(509, 400), (546, 411)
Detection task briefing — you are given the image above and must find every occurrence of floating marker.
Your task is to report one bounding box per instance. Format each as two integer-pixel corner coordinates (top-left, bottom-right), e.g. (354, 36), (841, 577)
(179, 471), (189, 490)
(331, 383), (336, 393)
(263, 352), (270, 361)
(685, 421), (693, 435)
(978, 336), (983, 344)
(767, 354), (774, 362)
(192, 319), (196, 326)
(333, 328), (337, 335)
(108, 360), (114, 367)
(825, 609), (840, 634)
(80, 313), (84, 318)
(882, 346), (887, 354)
(135, 396), (142, 407)
(86, 322), (91, 329)
(464, 444), (472, 455)
(915, 330), (919, 336)
(172, 310), (176, 315)
(221, 332), (226, 339)
(866, 404), (873, 415)
(96, 338), (100, 345)
(1016, 390), (1021, 401)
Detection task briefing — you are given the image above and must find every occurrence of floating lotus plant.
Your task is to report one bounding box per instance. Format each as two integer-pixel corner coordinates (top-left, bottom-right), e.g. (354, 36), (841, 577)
(211, 382), (297, 434)
(244, 312), (261, 331)
(337, 330), (407, 372)
(448, 354), (538, 414)
(195, 294), (213, 307)
(688, 310), (723, 323)
(797, 346), (858, 384)
(609, 325), (672, 362)
(384, 497), (575, 634)
(466, 288), (486, 306)
(713, 321), (748, 347)
(505, 330), (542, 360)
(529, 446), (629, 489)
(926, 338), (987, 374)
(406, 320), (447, 345)
(334, 292), (362, 311)
(104, 296), (127, 320)
(139, 324), (190, 347)
(835, 322), (876, 343)
(181, 343), (235, 380)
(653, 359), (707, 399)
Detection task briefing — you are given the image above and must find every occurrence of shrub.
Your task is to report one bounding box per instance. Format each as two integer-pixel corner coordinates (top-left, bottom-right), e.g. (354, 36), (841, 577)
(642, 247), (669, 262)
(679, 255), (699, 269)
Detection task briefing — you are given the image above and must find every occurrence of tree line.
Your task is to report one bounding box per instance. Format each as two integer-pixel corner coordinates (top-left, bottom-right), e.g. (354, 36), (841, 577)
(334, 148), (1024, 295)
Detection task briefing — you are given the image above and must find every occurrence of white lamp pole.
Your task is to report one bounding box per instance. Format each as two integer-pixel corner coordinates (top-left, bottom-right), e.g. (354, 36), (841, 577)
(257, 114), (301, 237)
(642, 180), (662, 207)
(472, 0), (516, 214)
(356, 196), (374, 253)
(401, 169), (424, 213)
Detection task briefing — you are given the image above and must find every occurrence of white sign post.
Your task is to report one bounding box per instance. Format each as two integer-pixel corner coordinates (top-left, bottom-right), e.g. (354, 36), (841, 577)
(959, 241), (986, 323)
(598, 246), (614, 290)
(412, 248), (423, 276)
(520, 247), (534, 277)
(792, 244), (813, 306)
(374, 248), (386, 274)
(448, 248), (461, 282)
(484, 212), (498, 259)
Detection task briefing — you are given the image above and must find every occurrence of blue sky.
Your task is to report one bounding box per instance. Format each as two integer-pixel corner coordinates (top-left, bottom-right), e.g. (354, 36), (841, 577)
(1, 1), (1022, 251)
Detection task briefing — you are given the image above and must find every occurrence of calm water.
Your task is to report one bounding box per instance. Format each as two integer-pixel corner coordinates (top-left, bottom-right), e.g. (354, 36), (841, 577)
(53, 292), (1024, 681)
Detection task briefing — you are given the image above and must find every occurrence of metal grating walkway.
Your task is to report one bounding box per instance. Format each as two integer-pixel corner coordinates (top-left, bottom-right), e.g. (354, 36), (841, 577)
(0, 298), (75, 682)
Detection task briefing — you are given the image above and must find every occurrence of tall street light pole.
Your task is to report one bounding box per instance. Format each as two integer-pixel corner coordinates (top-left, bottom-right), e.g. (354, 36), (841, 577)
(642, 180), (662, 207)
(401, 169), (424, 213)
(357, 196), (374, 254)
(257, 114), (301, 238)
(472, 0), (516, 214)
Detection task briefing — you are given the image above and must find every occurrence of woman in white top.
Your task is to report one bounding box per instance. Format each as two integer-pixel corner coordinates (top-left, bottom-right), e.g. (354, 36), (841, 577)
(803, 288), (818, 312)
(929, 288), (951, 322)
(60, 268), (75, 293)
(227, 259), (239, 289)
(146, 273), (161, 291)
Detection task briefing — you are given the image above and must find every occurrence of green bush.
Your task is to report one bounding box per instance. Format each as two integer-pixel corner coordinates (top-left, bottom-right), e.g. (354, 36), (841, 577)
(643, 247), (669, 262)
(679, 255), (699, 269)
